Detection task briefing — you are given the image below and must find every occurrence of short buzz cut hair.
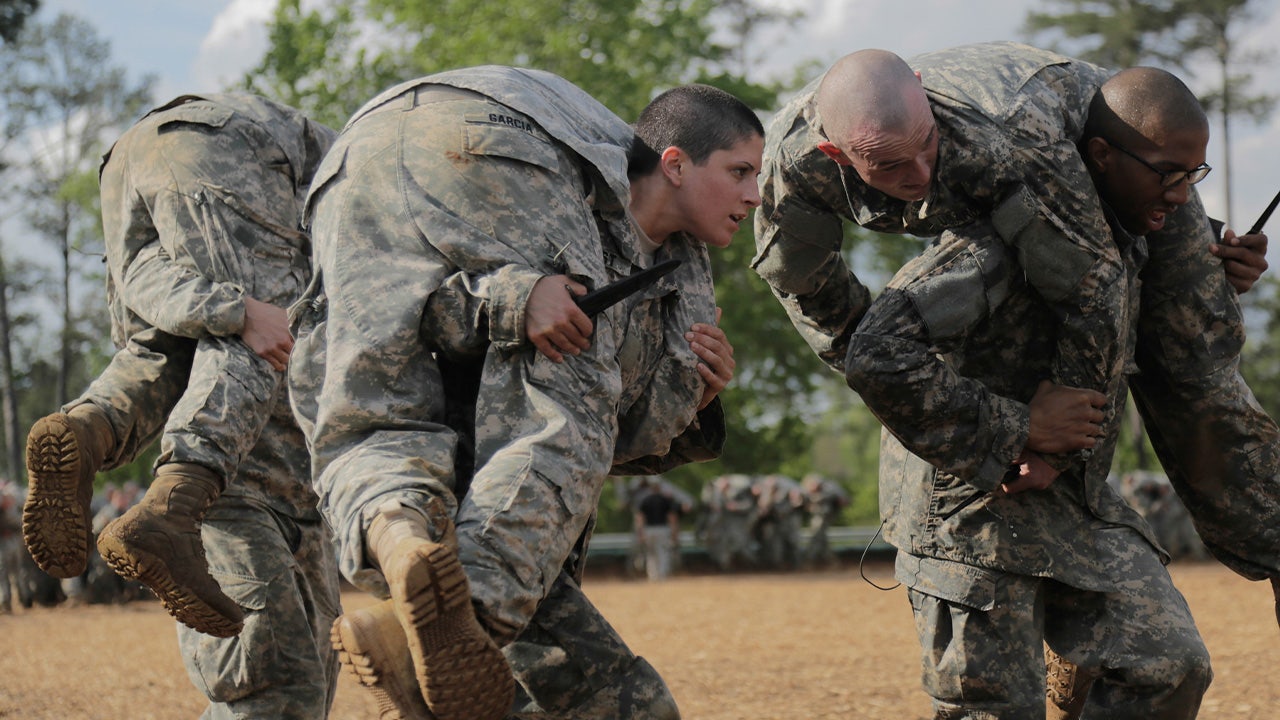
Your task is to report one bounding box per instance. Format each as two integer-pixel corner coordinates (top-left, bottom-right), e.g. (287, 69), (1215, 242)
(629, 84), (764, 178)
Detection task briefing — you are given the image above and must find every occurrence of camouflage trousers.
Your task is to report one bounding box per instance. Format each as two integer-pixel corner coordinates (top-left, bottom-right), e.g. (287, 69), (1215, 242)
(68, 323), (280, 481)
(899, 533), (1211, 719)
(0, 534), (25, 608)
(506, 569), (679, 718)
(177, 493), (340, 719)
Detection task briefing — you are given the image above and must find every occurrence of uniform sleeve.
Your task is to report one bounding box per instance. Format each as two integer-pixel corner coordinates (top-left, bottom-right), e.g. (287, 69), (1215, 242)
(844, 229), (1029, 490)
(751, 149), (872, 374)
(421, 265), (546, 359)
(118, 239), (246, 338)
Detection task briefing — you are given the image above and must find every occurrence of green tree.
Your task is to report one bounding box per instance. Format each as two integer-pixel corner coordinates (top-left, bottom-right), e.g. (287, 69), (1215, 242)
(1022, 0), (1186, 68)
(1166, 0), (1277, 226)
(0, 0), (36, 44)
(16, 13), (151, 409)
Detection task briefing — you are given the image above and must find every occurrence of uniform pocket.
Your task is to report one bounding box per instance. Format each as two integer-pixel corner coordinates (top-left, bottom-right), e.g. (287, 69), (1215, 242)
(185, 573), (276, 703)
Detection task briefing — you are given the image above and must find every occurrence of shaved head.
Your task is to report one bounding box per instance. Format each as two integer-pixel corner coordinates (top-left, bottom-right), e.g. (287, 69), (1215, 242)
(1085, 67), (1208, 147)
(813, 49), (939, 201)
(1083, 66), (1210, 235)
(816, 49), (928, 151)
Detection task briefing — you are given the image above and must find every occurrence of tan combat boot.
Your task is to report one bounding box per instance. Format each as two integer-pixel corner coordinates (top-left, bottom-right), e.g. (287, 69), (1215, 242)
(96, 462), (243, 637)
(332, 599), (435, 720)
(367, 498), (514, 720)
(23, 405), (115, 578)
(1046, 645), (1099, 720)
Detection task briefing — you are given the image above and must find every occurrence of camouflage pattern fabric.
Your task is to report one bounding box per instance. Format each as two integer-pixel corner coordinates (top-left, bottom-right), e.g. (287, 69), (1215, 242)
(505, 570), (679, 718)
(1129, 191), (1280, 581)
(177, 492), (340, 719)
(901, 545), (1209, 718)
(83, 93), (333, 505)
(751, 40), (1280, 585)
(850, 221), (1210, 716)
(290, 69), (722, 714)
(751, 42), (1111, 378)
(80, 94), (340, 716)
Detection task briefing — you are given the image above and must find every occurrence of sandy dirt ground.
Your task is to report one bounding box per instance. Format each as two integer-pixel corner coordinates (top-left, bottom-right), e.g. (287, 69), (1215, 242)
(0, 559), (1276, 719)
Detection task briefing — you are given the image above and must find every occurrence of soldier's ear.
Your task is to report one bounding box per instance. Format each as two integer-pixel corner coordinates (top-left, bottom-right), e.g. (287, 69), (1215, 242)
(1084, 136), (1112, 174)
(817, 141), (853, 166)
(660, 146), (687, 185)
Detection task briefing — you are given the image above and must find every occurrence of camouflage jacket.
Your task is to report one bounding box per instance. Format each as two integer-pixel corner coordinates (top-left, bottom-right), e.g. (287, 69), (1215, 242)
(292, 68), (723, 508)
(101, 93), (334, 342)
(846, 215), (1161, 591)
(751, 42), (1119, 413)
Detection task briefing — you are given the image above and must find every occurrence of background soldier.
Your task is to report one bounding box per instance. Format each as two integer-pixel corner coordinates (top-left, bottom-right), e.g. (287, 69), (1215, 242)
(751, 474), (805, 570)
(799, 472), (849, 568)
(699, 474), (760, 571)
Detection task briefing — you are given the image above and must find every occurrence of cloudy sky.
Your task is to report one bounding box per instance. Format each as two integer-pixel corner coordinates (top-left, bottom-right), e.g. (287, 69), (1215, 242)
(37, 0), (1280, 242)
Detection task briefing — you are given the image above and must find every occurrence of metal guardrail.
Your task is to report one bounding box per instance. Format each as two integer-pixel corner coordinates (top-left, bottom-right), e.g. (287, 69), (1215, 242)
(585, 525), (893, 559)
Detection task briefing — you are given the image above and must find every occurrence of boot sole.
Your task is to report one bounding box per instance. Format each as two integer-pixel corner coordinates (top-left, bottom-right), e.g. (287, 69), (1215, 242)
(22, 416), (92, 578)
(332, 606), (433, 720)
(392, 543), (514, 720)
(97, 529), (243, 638)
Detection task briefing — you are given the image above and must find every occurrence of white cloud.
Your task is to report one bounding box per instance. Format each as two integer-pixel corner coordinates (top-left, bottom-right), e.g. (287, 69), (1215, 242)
(190, 0), (278, 91)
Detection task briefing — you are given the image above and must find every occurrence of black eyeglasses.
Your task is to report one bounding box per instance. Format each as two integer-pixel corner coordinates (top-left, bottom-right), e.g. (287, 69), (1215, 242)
(1102, 137), (1212, 188)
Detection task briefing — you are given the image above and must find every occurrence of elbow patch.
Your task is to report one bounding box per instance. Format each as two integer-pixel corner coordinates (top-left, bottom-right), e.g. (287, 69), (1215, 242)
(903, 232), (1012, 343)
(991, 186), (1094, 306)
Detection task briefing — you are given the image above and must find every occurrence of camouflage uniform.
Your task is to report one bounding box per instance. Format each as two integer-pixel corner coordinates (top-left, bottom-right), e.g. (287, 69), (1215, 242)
(751, 41), (1280, 588)
(87, 94), (341, 718)
(847, 220), (1211, 717)
(0, 487), (22, 612)
(291, 67), (724, 716)
(799, 474), (849, 567)
(697, 474), (759, 571)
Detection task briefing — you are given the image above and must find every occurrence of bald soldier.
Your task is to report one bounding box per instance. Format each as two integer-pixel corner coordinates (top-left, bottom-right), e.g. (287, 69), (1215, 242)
(752, 41), (1280, 627)
(846, 67), (1214, 719)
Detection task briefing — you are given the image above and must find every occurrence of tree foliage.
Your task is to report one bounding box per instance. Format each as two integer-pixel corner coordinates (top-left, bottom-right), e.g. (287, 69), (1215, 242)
(0, 13), (151, 482)
(0, 0), (36, 45)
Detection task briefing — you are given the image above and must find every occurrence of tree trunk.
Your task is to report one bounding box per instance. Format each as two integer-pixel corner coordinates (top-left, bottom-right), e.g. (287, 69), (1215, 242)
(0, 252), (22, 482)
(57, 202), (70, 408)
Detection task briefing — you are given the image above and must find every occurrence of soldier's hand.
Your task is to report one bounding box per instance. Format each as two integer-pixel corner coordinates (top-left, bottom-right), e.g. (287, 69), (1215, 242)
(1026, 380), (1105, 454)
(1210, 229), (1268, 294)
(241, 297), (292, 371)
(526, 275), (592, 363)
(1001, 452), (1060, 495)
(689, 307), (735, 410)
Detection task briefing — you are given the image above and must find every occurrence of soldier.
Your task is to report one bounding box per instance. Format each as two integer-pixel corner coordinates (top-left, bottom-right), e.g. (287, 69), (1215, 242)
(699, 474), (759, 571)
(750, 474), (804, 570)
(752, 41), (1280, 625)
(845, 67), (1213, 718)
(631, 476), (681, 581)
(289, 71), (756, 719)
(23, 94), (340, 717)
(1118, 471), (1208, 562)
(0, 482), (23, 613)
(799, 473), (849, 568)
